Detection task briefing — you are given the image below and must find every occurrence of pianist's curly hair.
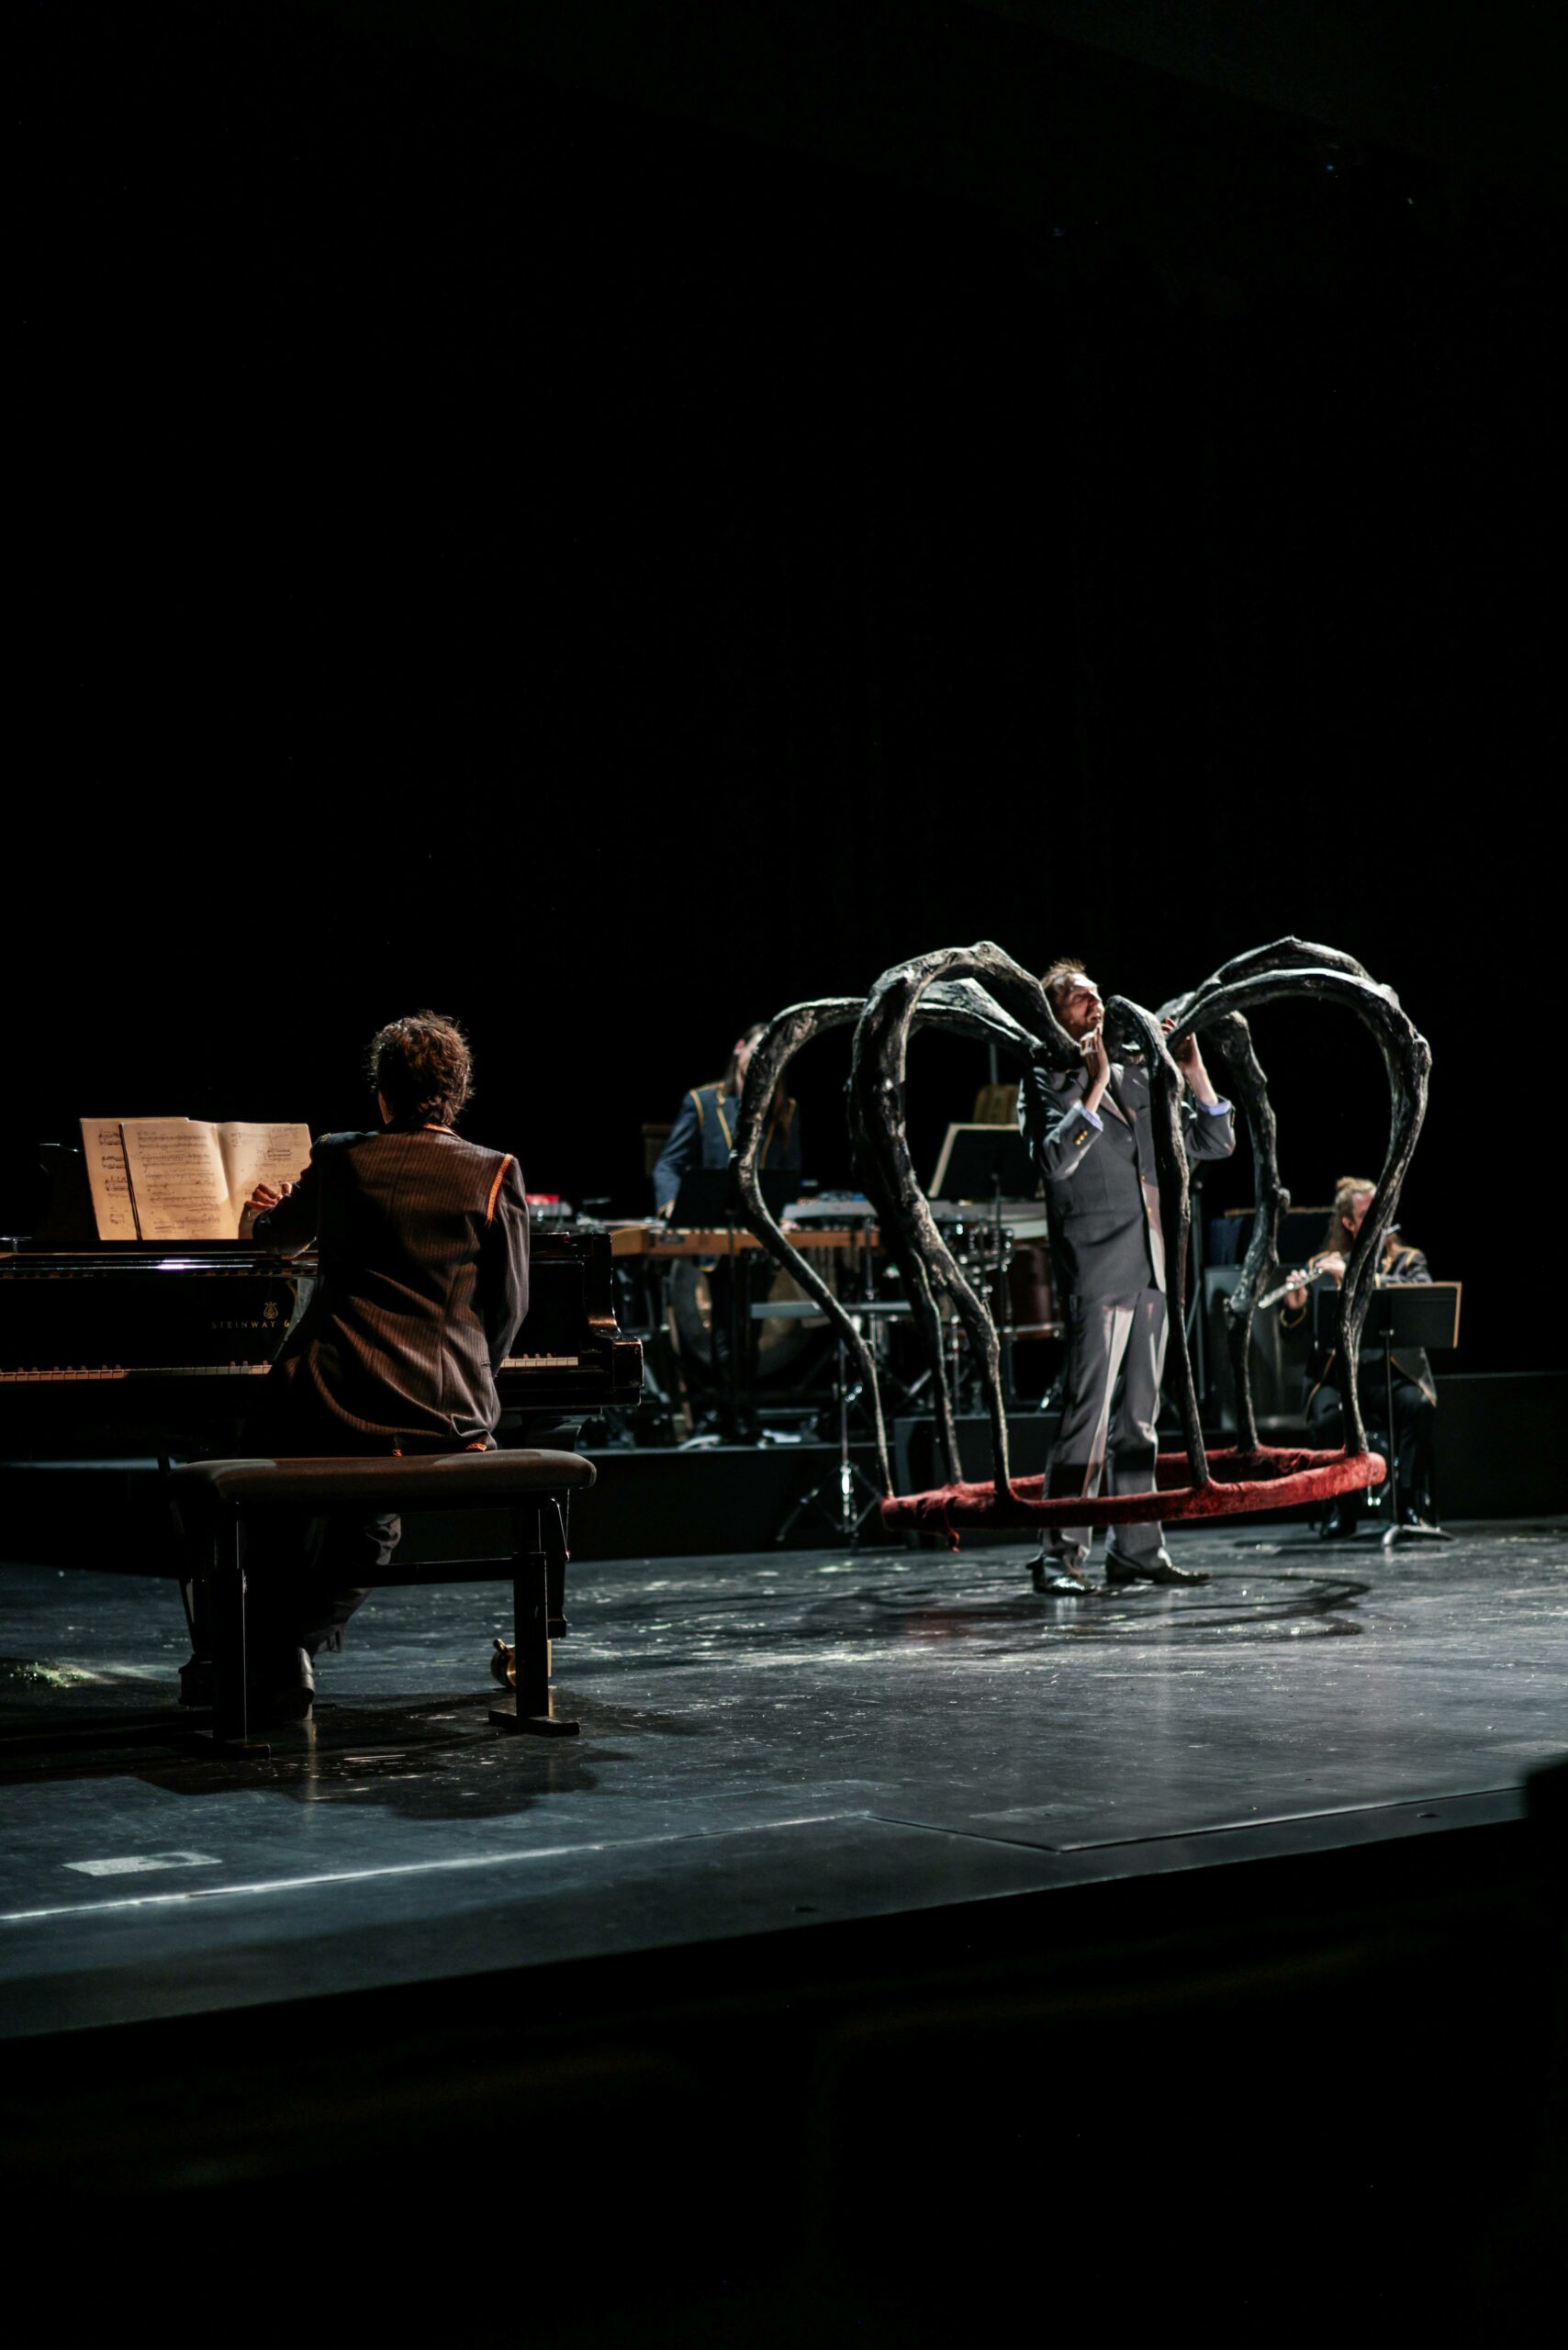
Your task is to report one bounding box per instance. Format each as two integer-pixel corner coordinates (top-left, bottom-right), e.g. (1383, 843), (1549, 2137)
(367, 1012), (475, 1127)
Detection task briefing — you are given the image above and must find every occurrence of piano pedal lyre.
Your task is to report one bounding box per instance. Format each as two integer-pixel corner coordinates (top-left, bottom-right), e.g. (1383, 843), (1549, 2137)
(489, 1633), (558, 1709)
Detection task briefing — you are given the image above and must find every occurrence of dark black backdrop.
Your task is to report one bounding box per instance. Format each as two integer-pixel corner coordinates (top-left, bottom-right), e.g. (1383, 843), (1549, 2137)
(12, 4), (1562, 1370)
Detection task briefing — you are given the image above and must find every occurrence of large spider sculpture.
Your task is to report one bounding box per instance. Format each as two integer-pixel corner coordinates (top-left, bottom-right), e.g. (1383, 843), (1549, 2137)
(725, 938), (1429, 1540)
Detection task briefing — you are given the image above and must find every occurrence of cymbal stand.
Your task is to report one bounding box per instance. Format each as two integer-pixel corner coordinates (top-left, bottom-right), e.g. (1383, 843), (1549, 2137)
(775, 1308), (890, 1546)
(991, 1172), (1016, 1406)
(1379, 1327), (1452, 1547)
(859, 1306), (925, 1418)
(848, 1219), (924, 1419)
(724, 1209), (745, 1435)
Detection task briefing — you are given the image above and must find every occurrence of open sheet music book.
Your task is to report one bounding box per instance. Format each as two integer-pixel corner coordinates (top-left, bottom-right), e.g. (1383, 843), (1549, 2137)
(80, 1119), (312, 1242)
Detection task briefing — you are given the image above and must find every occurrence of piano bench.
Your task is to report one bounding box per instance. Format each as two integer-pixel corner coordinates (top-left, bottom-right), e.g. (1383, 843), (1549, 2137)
(168, 1449), (598, 1747)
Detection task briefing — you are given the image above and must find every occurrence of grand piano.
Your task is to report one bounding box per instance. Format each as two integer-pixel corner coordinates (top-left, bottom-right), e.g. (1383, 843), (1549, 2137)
(0, 1226), (643, 1453)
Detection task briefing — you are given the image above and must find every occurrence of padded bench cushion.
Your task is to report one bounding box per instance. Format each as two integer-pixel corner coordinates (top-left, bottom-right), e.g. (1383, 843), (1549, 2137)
(170, 1449), (597, 1513)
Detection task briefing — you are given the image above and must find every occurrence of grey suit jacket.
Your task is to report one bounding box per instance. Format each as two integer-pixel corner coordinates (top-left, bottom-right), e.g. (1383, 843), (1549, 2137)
(252, 1125), (530, 1446)
(1018, 1059), (1236, 1303)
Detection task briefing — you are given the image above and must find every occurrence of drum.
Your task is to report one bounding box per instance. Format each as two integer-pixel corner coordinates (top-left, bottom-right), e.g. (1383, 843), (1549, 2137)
(667, 1257), (830, 1381)
(1002, 1241), (1058, 1338)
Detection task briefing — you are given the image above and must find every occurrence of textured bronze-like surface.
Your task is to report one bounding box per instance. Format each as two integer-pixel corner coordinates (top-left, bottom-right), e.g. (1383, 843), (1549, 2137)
(734, 934), (1429, 1504)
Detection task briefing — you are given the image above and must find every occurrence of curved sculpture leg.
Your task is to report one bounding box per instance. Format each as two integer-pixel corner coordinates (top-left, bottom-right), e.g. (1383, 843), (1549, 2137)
(1162, 960), (1430, 1457)
(903, 1248), (959, 1486)
(1199, 1011), (1283, 1456)
(739, 936), (1428, 1541)
(848, 941), (1077, 1505)
(730, 999), (890, 1486)
(734, 972), (1079, 1497)
(1334, 1046), (1427, 1450)
(1201, 936), (1375, 991)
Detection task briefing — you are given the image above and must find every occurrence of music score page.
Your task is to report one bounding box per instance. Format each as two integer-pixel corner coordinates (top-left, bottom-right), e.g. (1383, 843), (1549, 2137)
(214, 1124), (312, 1226)
(80, 1116), (186, 1240)
(84, 1119), (312, 1240)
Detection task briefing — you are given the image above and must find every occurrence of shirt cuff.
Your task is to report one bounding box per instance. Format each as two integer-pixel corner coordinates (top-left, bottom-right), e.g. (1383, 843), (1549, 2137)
(1078, 1103), (1103, 1132)
(1194, 1095), (1232, 1116)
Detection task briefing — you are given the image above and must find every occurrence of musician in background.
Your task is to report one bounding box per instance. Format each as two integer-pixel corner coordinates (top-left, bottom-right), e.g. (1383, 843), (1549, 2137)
(647, 1026), (801, 1439)
(218, 1013), (530, 1725)
(1282, 1175), (1438, 1535)
(652, 1024), (801, 1216)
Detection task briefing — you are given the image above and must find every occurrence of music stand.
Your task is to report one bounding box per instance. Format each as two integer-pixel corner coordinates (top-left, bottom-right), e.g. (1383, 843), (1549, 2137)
(1362, 1282), (1460, 1545)
(928, 1124), (1037, 1202)
(668, 1170), (796, 1227)
(1314, 1281), (1461, 1545)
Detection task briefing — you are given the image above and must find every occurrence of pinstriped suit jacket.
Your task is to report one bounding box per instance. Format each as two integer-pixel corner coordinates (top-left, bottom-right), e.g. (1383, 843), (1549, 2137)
(1018, 1060), (1235, 1303)
(252, 1125), (530, 1447)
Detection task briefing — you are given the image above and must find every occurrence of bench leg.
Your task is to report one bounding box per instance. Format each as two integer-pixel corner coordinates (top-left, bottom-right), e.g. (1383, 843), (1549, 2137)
(546, 1497), (569, 1639)
(207, 1513), (252, 1745)
(178, 1572), (213, 1709)
(490, 1502), (579, 1737)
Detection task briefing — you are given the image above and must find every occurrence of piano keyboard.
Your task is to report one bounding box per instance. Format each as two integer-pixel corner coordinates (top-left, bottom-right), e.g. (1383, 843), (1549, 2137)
(0, 1363), (274, 1382)
(0, 1231), (641, 1426)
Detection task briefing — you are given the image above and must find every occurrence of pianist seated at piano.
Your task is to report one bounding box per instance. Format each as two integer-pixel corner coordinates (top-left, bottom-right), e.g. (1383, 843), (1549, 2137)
(220, 1011), (530, 1726)
(651, 1024), (801, 1217)
(1281, 1174), (1439, 1539)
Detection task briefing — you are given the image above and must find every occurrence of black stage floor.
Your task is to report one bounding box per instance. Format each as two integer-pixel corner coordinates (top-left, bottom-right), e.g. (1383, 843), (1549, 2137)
(3, 1521), (1563, 2337)
(1, 1519), (1563, 2034)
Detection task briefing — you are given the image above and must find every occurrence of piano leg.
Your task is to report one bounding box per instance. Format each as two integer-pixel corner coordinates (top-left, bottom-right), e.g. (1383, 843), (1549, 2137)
(490, 1502), (578, 1737)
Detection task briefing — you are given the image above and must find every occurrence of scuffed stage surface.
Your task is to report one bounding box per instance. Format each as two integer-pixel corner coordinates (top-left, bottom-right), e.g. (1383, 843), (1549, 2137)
(1, 1518), (1562, 2038)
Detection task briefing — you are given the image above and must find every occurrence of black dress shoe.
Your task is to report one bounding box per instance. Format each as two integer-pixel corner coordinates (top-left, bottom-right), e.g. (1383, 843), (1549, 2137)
(1031, 1557), (1093, 1595)
(1104, 1549), (1210, 1587)
(1393, 1507), (1451, 1541)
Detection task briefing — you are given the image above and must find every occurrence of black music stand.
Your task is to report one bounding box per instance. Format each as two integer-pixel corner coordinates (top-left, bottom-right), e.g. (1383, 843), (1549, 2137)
(1360, 1282), (1460, 1546)
(928, 1124), (1036, 1203)
(1313, 1281), (1460, 1545)
(667, 1170), (796, 1226)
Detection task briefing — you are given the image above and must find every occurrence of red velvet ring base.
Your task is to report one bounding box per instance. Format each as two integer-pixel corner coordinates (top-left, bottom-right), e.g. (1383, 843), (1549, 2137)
(879, 1447), (1384, 1546)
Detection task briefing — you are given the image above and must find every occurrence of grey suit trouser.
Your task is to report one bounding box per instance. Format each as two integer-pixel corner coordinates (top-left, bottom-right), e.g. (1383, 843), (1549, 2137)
(1043, 1290), (1169, 1564)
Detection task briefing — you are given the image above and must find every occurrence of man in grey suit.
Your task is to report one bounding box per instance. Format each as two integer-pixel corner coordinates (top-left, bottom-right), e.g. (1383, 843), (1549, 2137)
(1019, 960), (1236, 1594)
